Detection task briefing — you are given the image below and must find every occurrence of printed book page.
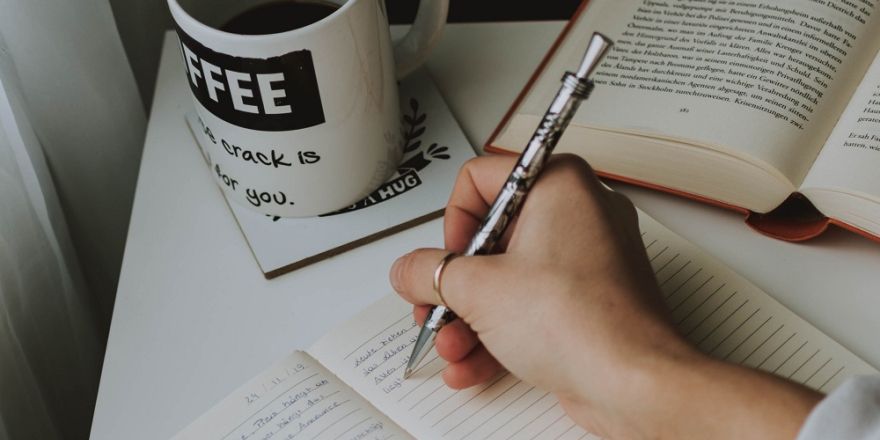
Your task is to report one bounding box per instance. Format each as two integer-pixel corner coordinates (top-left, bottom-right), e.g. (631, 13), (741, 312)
(172, 350), (412, 440)
(803, 48), (880, 201)
(307, 210), (877, 440)
(502, 0), (880, 187)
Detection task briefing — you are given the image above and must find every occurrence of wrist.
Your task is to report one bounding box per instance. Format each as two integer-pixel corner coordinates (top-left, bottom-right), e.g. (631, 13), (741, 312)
(612, 341), (711, 438)
(626, 352), (822, 439)
(558, 325), (707, 439)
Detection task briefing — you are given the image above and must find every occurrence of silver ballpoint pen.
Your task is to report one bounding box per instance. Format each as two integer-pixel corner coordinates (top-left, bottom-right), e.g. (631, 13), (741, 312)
(404, 33), (614, 379)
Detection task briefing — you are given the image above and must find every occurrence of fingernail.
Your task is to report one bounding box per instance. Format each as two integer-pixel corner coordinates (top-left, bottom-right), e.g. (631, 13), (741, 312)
(390, 253), (408, 292)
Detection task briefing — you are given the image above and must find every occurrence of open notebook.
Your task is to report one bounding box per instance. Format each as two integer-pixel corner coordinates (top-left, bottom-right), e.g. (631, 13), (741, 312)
(173, 212), (876, 440)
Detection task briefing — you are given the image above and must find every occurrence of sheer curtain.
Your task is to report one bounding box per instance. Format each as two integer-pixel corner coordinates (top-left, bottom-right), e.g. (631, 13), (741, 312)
(0, 0), (146, 438)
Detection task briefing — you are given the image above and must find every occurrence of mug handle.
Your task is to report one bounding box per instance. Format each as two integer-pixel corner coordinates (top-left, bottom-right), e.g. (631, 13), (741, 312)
(392, 0), (449, 78)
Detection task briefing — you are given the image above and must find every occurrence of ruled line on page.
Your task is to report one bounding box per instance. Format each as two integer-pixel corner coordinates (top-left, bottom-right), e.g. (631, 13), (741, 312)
(694, 298), (748, 344)
(552, 423), (578, 440)
(682, 290), (737, 337)
(654, 253), (679, 274)
(446, 383), (536, 438)
(665, 267), (703, 300)
(430, 374), (510, 427)
(709, 307), (759, 354)
(420, 388), (463, 420)
(472, 392), (552, 440)
(676, 283), (727, 325)
(757, 332), (798, 369)
(330, 416), (372, 440)
(742, 324), (786, 364)
(219, 369), (317, 440)
(529, 413), (568, 440)
(506, 402), (560, 439)
(805, 358), (833, 384)
(311, 407), (361, 439)
(659, 260), (691, 286)
(343, 313), (412, 360)
(789, 349), (821, 379)
(398, 355), (443, 403)
(432, 377), (547, 438)
(649, 246), (669, 262)
(670, 276), (715, 312)
(409, 380), (448, 411)
(773, 341), (809, 374)
(819, 366), (846, 391)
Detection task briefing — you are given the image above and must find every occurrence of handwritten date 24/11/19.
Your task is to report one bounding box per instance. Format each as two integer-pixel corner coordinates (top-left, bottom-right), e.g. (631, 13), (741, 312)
(244, 363), (308, 405)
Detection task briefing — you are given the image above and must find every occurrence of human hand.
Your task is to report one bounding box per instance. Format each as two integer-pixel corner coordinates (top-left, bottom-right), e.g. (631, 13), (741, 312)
(390, 155), (821, 439)
(390, 154), (690, 435)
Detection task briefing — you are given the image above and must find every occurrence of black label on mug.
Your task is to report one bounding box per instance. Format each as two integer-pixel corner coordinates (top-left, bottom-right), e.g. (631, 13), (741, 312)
(175, 28), (325, 131)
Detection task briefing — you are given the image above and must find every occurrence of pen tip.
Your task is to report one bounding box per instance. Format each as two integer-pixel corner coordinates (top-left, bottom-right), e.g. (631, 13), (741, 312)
(403, 368), (412, 380)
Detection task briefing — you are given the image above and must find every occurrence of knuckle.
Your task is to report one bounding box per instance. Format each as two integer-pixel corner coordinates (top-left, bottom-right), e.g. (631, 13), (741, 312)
(548, 155), (600, 189)
(553, 153), (595, 177)
(609, 190), (634, 209)
(451, 157), (488, 196)
(461, 156), (484, 170)
(459, 156), (488, 179)
(605, 191), (640, 231)
(532, 155), (603, 202)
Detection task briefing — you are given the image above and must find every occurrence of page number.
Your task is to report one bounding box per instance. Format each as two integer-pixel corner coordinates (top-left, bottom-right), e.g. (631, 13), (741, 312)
(679, 108), (690, 114)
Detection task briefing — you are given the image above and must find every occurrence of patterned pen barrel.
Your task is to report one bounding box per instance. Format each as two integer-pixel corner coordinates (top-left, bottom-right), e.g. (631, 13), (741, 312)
(405, 33), (614, 379)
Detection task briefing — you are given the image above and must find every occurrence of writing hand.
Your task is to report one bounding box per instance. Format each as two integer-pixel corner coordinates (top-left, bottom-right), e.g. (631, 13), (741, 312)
(390, 155), (821, 439)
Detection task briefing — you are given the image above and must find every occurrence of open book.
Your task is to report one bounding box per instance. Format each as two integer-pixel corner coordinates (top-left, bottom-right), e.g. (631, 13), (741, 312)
(173, 212), (876, 440)
(488, 0), (880, 242)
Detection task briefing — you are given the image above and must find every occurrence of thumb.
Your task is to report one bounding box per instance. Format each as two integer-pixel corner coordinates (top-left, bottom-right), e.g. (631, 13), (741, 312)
(390, 248), (497, 318)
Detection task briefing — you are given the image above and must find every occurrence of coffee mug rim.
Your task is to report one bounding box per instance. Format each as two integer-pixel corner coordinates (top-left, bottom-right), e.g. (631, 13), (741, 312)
(168, 0), (357, 42)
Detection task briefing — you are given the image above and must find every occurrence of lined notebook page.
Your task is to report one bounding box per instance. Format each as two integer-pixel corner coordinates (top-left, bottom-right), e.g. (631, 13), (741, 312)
(308, 211), (877, 440)
(641, 214), (876, 388)
(172, 351), (411, 440)
(309, 296), (594, 440)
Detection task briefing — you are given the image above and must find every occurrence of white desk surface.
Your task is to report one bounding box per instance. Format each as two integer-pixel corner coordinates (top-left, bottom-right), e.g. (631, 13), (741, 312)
(90, 23), (880, 439)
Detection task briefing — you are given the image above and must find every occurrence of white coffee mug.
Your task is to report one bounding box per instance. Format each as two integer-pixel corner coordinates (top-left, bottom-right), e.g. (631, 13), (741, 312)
(169, 0), (448, 217)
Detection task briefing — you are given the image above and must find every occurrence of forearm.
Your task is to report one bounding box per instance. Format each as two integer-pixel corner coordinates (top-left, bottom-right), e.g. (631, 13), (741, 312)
(568, 351), (824, 440)
(659, 357), (822, 439)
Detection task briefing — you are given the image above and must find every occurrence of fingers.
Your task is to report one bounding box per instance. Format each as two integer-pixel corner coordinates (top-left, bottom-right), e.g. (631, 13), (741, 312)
(442, 345), (504, 389)
(414, 305), (480, 362)
(390, 248), (497, 317)
(413, 305), (431, 325)
(411, 280), (490, 389)
(604, 188), (640, 235)
(444, 156), (519, 252)
(436, 319), (480, 362)
(445, 154), (611, 257)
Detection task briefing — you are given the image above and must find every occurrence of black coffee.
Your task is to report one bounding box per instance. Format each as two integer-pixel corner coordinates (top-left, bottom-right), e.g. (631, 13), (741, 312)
(221, 0), (339, 35)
